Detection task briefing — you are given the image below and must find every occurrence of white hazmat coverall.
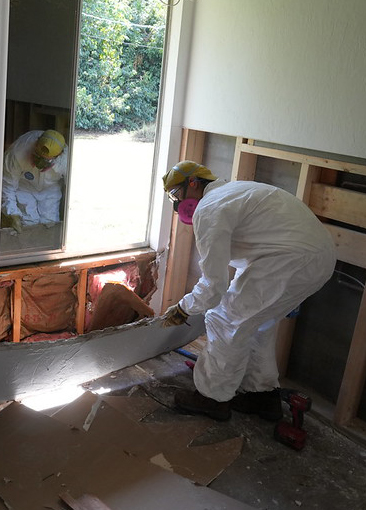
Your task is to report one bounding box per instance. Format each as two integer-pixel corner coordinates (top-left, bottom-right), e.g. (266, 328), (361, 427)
(180, 180), (336, 402)
(2, 131), (68, 225)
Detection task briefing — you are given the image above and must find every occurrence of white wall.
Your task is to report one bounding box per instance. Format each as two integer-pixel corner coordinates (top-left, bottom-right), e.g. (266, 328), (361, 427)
(183, 0), (366, 159)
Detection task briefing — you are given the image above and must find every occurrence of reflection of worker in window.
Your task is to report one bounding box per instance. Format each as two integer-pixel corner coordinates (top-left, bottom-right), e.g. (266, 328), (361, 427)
(1, 130), (68, 233)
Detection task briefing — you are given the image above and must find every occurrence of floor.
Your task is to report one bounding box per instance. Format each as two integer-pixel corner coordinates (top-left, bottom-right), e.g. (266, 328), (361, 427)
(81, 349), (366, 510)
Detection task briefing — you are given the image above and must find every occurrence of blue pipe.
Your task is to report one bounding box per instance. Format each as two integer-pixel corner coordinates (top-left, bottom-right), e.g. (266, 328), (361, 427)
(174, 348), (198, 361)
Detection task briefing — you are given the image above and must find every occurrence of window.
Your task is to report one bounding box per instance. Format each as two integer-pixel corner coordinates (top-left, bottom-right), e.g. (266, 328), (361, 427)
(1, 0), (167, 264)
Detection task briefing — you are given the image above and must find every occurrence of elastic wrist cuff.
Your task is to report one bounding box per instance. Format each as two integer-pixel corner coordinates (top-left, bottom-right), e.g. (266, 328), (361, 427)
(177, 303), (189, 317)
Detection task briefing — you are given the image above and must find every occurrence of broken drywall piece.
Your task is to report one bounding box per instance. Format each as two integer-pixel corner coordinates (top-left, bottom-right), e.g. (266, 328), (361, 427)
(149, 453), (174, 472)
(0, 402), (85, 509)
(59, 492), (112, 510)
(0, 314), (205, 401)
(82, 396), (102, 431)
(52, 392), (161, 460)
(144, 419), (212, 450)
(102, 395), (161, 421)
(0, 401), (254, 510)
(145, 424), (243, 486)
(0, 494), (13, 510)
(130, 406), (244, 486)
(52, 392), (243, 486)
(151, 437), (244, 486)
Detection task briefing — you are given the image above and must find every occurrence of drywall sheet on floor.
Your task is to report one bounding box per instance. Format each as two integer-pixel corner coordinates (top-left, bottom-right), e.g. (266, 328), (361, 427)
(0, 401), (252, 510)
(52, 392), (244, 486)
(0, 315), (205, 401)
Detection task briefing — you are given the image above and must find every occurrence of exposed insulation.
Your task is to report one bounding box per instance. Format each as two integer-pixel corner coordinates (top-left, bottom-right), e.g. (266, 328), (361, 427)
(0, 282), (12, 341)
(88, 283), (154, 332)
(20, 273), (78, 340)
(0, 253), (158, 343)
(85, 262), (142, 332)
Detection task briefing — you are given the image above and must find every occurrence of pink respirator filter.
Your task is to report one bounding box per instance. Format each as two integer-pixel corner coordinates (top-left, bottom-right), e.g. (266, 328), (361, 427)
(177, 199), (199, 225)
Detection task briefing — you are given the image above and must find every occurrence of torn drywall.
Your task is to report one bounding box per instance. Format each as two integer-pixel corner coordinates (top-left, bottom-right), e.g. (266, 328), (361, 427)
(0, 315), (205, 401)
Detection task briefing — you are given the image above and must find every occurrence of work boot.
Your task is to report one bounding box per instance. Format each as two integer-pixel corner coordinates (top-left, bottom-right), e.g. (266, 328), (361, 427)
(174, 389), (231, 421)
(231, 388), (283, 421)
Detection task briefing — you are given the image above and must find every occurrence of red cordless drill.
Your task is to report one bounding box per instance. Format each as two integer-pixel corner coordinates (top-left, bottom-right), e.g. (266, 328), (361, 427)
(274, 389), (312, 451)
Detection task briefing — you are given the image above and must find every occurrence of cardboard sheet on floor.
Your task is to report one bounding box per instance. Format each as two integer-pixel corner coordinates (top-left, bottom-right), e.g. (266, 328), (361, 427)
(52, 392), (243, 486)
(52, 392), (161, 460)
(0, 401), (253, 510)
(102, 394), (162, 421)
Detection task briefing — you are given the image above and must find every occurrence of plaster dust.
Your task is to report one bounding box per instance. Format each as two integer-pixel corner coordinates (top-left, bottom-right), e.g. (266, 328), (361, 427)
(81, 351), (366, 510)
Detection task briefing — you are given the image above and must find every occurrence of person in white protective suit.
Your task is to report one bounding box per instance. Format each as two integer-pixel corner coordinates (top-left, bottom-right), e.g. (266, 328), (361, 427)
(1, 129), (68, 233)
(162, 160), (336, 421)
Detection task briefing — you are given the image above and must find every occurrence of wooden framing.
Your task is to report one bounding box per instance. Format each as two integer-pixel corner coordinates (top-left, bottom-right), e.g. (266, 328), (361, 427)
(296, 164), (321, 204)
(76, 268), (88, 335)
(326, 224), (366, 269)
(230, 136), (366, 428)
(236, 140), (366, 176)
(164, 129), (366, 432)
(231, 137), (366, 270)
(160, 129), (206, 313)
(1, 248), (155, 342)
(334, 287), (366, 425)
(231, 137), (258, 181)
(309, 184), (366, 229)
(12, 279), (22, 343)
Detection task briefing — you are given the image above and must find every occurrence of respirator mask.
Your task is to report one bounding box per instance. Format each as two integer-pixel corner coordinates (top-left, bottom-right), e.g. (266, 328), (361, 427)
(167, 182), (199, 225)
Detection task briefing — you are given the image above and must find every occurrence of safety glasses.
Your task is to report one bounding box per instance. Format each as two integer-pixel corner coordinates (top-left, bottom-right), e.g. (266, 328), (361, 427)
(33, 152), (55, 171)
(167, 182), (188, 212)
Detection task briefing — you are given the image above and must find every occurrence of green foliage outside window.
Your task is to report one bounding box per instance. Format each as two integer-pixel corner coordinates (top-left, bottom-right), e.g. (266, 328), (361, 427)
(75, 0), (165, 132)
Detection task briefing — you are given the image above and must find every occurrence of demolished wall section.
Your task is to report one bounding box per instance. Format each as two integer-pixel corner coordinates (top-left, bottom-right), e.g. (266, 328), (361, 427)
(0, 252), (158, 343)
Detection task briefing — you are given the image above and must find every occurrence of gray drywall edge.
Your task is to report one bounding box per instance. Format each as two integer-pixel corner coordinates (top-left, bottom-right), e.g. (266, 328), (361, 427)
(0, 315), (205, 401)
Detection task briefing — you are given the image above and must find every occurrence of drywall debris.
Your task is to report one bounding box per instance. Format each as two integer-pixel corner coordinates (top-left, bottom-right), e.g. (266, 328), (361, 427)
(150, 453), (174, 472)
(0, 495), (13, 509)
(83, 397), (102, 431)
(0, 401), (251, 510)
(59, 492), (112, 510)
(52, 392), (243, 487)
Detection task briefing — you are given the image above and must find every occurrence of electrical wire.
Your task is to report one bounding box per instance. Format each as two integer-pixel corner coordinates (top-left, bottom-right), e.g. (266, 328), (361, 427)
(159, 0), (181, 6)
(334, 269), (365, 290)
(82, 12), (165, 30)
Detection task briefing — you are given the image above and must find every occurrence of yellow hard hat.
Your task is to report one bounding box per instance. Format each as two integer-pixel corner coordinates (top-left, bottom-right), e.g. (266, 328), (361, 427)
(35, 130), (66, 158)
(163, 160), (217, 191)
